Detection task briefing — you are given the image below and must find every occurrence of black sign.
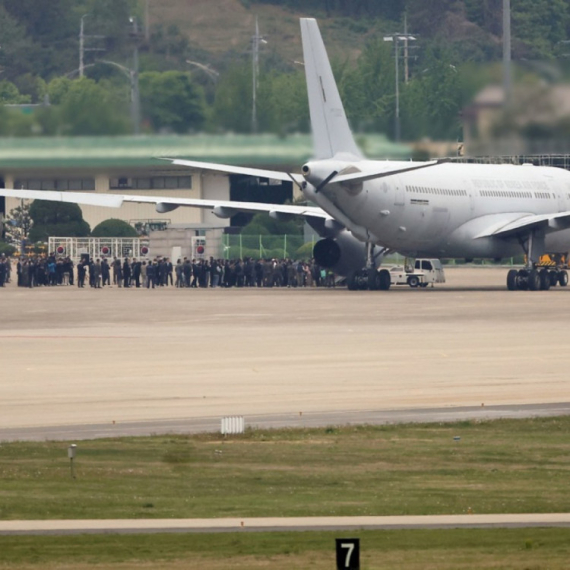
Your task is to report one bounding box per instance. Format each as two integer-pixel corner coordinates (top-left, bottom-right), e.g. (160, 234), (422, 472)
(336, 538), (360, 570)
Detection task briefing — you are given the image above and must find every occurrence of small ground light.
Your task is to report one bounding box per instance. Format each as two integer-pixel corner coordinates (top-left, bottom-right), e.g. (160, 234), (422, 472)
(453, 436), (461, 441)
(68, 444), (77, 478)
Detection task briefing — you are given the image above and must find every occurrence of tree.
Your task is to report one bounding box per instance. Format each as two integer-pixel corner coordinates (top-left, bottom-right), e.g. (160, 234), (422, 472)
(339, 38), (395, 134)
(3, 201), (32, 245)
(241, 212), (302, 236)
(0, 80), (31, 104)
(257, 69), (309, 134)
(211, 64), (252, 133)
(91, 218), (138, 237)
(59, 77), (130, 135)
(0, 5), (34, 80)
(140, 71), (206, 133)
(28, 201), (90, 242)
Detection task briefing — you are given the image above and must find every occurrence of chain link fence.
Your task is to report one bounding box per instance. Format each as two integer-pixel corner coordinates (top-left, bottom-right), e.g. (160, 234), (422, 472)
(222, 234), (315, 260)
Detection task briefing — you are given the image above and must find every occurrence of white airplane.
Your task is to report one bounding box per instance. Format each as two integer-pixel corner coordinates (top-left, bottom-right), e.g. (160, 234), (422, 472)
(2, 18), (570, 291)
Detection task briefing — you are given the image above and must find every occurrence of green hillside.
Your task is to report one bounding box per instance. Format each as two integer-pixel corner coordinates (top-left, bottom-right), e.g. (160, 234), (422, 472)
(0, 0), (568, 141)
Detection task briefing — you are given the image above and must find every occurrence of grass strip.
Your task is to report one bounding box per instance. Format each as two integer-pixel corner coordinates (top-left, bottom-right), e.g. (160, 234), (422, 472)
(0, 416), (569, 520)
(1, 528), (570, 569)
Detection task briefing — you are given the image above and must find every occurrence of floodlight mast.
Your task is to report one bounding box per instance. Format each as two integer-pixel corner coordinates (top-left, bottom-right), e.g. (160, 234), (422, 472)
(383, 32), (416, 142)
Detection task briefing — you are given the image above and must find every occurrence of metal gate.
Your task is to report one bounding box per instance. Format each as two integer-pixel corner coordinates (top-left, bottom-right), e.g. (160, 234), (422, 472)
(48, 237), (150, 261)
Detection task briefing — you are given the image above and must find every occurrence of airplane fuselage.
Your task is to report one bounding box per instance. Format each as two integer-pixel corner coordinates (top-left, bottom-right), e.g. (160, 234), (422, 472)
(306, 160), (570, 260)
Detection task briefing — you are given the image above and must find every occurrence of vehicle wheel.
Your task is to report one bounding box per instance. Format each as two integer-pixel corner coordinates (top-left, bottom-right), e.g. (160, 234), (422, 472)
(528, 269), (541, 291)
(549, 271), (559, 287)
(506, 269), (518, 291)
(408, 275), (419, 288)
(539, 270), (551, 290)
(378, 269), (391, 291)
(559, 270), (568, 287)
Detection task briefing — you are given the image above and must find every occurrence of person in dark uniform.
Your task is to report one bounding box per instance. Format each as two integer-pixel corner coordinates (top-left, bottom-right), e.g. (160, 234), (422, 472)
(101, 258), (110, 287)
(132, 258), (141, 288)
(122, 258), (131, 288)
(146, 261), (156, 288)
(77, 260), (86, 288)
(0, 255), (6, 287)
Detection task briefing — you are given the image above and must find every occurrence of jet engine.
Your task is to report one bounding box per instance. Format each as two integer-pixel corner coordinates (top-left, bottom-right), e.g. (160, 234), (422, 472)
(313, 231), (372, 276)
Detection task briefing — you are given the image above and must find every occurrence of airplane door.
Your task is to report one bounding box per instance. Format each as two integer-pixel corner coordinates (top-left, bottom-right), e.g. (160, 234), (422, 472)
(393, 178), (405, 206)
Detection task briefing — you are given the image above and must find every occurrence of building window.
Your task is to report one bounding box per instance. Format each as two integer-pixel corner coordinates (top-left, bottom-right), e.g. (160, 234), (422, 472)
(109, 175), (193, 190)
(14, 178), (95, 191)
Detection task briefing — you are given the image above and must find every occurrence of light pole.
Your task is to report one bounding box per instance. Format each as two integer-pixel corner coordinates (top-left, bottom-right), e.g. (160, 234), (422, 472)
(98, 59), (140, 135)
(383, 33), (416, 142)
(186, 60), (219, 82)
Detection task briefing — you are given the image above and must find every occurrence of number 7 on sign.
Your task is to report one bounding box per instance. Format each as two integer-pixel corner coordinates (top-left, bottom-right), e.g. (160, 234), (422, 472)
(336, 538), (360, 570)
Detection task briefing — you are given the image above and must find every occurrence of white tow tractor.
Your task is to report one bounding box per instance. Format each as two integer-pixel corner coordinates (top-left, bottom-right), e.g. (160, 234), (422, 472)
(388, 258), (446, 288)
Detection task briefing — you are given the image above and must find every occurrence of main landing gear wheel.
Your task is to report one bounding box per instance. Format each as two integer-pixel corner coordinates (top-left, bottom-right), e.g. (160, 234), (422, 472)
(549, 271), (559, 287)
(528, 269), (541, 291)
(348, 268), (390, 291)
(506, 268), (550, 291)
(506, 269), (518, 291)
(559, 270), (568, 286)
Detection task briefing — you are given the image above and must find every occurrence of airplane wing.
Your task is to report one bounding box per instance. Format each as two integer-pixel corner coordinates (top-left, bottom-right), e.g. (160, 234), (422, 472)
(0, 187), (330, 220)
(475, 211), (570, 239)
(162, 158), (305, 185)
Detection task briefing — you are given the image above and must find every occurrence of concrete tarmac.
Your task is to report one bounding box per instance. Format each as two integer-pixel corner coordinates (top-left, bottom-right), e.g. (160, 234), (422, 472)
(1, 266), (569, 441)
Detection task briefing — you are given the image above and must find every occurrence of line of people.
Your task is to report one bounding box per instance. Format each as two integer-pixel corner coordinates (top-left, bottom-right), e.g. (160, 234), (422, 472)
(2, 254), (337, 289)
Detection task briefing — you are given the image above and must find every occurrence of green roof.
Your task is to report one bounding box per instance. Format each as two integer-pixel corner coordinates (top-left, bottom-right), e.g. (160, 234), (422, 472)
(0, 134), (411, 170)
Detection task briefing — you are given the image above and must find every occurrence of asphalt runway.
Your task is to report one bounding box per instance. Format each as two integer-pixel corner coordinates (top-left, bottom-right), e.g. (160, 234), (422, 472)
(3, 514), (570, 535)
(1, 266), (569, 442)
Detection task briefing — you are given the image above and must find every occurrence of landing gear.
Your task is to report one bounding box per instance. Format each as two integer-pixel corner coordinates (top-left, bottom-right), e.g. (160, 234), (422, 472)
(506, 268), (569, 291)
(347, 241), (391, 291)
(348, 267), (391, 291)
(506, 230), (569, 291)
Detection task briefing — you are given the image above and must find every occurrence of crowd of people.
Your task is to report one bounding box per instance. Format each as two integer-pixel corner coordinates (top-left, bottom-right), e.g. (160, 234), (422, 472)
(0, 254), (337, 289)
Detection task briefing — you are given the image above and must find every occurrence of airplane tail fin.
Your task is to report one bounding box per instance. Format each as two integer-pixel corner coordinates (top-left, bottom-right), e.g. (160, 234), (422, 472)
(300, 18), (362, 161)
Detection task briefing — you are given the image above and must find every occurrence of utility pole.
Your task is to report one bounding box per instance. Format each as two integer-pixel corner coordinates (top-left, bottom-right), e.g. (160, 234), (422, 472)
(129, 17), (142, 135)
(145, 0), (150, 42)
(251, 17), (266, 134)
(79, 14), (87, 77)
(79, 14), (105, 78)
(503, 0), (512, 106)
(384, 33), (416, 142)
(404, 13), (409, 84)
